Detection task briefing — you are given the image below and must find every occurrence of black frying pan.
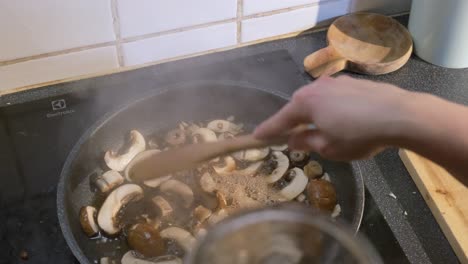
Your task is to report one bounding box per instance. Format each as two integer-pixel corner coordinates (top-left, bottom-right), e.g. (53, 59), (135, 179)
(57, 81), (364, 263)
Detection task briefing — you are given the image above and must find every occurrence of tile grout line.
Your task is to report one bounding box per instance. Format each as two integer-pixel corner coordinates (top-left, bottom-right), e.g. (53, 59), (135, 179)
(242, 0), (332, 20)
(0, 0), (337, 67)
(110, 0), (124, 67)
(236, 0), (243, 44)
(0, 42), (117, 67)
(121, 18), (237, 44)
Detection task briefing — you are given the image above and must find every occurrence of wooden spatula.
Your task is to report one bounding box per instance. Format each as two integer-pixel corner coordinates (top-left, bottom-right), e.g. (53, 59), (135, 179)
(130, 124), (315, 181)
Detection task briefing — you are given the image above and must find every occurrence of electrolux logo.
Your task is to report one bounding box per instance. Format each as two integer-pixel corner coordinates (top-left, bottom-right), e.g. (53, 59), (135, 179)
(47, 99), (75, 118)
(51, 99), (67, 110)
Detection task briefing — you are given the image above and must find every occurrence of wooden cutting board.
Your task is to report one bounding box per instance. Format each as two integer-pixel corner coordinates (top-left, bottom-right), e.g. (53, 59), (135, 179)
(399, 149), (468, 263)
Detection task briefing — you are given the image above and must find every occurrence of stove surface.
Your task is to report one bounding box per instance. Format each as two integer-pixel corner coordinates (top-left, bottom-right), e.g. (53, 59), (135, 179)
(1, 50), (409, 263)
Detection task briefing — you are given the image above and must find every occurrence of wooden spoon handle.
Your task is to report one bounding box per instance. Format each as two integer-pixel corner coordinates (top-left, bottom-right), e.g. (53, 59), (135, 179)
(303, 46), (347, 78)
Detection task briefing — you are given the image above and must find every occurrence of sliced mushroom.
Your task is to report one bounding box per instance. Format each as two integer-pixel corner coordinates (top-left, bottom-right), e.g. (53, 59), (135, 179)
(206, 119), (242, 134)
(217, 132), (235, 141)
(270, 144), (288, 151)
(207, 209), (229, 225)
(159, 180), (194, 208)
(127, 223), (166, 257)
(279, 168), (309, 200)
(121, 251), (182, 264)
(144, 175), (172, 188)
(331, 204), (342, 218)
(304, 160), (323, 179)
(233, 147), (269, 162)
(152, 196), (173, 217)
(100, 257), (117, 264)
(192, 128), (217, 143)
(235, 160), (264, 176)
(124, 149), (161, 182)
(263, 151), (289, 183)
(215, 191), (228, 209)
(212, 156), (236, 175)
(95, 170), (124, 193)
(97, 184), (144, 235)
(79, 206), (99, 237)
(289, 150), (308, 165)
(160, 227), (196, 252)
(193, 205), (212, 223)
(199, 172), (216, 193)
(165, 129), (186, 146)
(105, 130), (146, 172)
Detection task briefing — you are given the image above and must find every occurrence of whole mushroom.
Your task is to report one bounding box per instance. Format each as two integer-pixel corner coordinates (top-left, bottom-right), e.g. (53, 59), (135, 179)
(304, 161), (323, 179)
(127, 223), (166, 257)
(306, 179), (337, 212)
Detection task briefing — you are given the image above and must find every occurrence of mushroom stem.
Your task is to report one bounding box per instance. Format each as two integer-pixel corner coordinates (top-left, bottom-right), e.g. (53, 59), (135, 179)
(160, 227), (196, 252)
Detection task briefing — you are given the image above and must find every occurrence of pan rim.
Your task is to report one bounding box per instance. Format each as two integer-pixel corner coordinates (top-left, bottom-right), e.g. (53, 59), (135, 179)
(57, 79), (365, 264)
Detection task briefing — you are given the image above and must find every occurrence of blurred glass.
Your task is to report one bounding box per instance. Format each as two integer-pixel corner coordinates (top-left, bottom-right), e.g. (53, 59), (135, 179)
(185, 204), (382, 264)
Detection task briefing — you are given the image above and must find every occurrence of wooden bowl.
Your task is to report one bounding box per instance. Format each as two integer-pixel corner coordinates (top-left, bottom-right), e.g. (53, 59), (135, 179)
(304, 13), (413, 78)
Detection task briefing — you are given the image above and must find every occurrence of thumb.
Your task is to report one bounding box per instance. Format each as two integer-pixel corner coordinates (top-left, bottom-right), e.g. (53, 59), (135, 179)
(288, 130), (327, 153)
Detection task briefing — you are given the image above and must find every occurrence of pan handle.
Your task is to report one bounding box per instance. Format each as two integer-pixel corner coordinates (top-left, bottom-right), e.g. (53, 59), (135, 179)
(303, 46), (347, 78)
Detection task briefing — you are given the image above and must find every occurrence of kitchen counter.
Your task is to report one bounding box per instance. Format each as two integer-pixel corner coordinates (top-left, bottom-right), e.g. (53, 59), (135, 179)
(1, 15), (464, 263)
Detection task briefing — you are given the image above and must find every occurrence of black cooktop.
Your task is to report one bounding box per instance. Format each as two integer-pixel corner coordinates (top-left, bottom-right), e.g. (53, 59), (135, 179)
(1, 50), (408, 263)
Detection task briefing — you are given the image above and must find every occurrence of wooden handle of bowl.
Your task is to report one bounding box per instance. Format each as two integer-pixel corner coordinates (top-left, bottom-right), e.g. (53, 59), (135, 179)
(303, 46), (347, 78)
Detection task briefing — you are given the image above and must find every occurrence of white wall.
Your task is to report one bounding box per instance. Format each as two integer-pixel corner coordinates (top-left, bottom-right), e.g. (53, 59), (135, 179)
(0, 0), (411, 93)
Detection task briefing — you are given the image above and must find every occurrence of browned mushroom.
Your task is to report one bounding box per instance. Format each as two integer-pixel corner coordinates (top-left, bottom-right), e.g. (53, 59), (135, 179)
(306, 179), (337, 212)
(165, 129), (186, 146)
(304, 161), (323, 179)
(127, 223), (166, 257)
(288, 150), (309, 166)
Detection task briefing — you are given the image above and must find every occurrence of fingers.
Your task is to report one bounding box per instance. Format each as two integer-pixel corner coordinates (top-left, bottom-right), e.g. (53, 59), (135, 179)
(288, 130), (327, 153)
(254, 101), (310, 139)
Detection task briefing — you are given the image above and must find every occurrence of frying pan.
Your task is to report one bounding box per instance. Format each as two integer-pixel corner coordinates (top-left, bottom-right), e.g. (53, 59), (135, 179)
(303, 13), (413, 78)
(57, 81), (365, 263)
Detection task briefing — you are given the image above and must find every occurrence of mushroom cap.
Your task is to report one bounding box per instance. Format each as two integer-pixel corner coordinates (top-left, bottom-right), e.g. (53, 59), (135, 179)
(192, 128), (217, 143)
(279, 168), (309, 200)
(306, 179), (337, 212)
(165, 129), (186, 146)
(270, 144), (288, 151)
(79, 206), (99, 237)
(105, 130), (146, 172)
(97, 184), (144, 235)
(127, 223), (166, 257)
(304, 160), (323, 179)
(160, 227), (196, 252)
(206, 120), (241, 134)
(265, 151), (290, 183)
(159, 180), (194, 208)
(121, 251), (182, 264)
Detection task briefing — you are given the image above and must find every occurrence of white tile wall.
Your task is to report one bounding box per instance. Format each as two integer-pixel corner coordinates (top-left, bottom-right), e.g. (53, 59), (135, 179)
(0, 47), (118, 91)
(122, 23), (237, 66)
(243, 0), (322, 16)
(242, 0), (350, 42)
(117, 0), (237, 38)
(0, 0), (115, 61)
(0, 0), (409, 92)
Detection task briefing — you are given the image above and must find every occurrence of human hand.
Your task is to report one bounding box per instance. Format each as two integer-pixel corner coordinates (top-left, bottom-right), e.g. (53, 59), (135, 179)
(254, 76), (414, 160)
